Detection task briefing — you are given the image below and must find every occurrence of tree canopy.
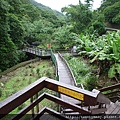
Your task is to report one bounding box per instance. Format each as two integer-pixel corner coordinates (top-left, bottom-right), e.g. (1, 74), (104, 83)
(0, 0), (66, 71)
(99, 0), (120, 27)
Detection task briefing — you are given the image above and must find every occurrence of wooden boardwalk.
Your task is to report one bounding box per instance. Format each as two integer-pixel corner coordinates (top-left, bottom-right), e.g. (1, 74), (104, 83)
(23, 47), (120, 117)
(54, 54), (80, 104)
(54, 53), (120, 117)
(23, 47), (51, 57)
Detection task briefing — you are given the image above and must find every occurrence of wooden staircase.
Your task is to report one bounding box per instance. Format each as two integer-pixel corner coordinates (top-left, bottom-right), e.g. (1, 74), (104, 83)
(60, 83), (120, 119)
(0, 77), (113, 120)
(106, 101), (120, 114)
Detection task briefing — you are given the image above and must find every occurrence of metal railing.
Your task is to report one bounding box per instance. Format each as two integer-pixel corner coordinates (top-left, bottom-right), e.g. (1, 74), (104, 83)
(50, 50), (59, 81)
(105, 27), (120, 31)
(23, 46), (51, 56)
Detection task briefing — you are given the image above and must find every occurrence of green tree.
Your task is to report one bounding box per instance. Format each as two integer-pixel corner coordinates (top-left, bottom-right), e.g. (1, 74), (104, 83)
(84, 0), (93, 8)
(0, 0), (20, 71)
(99, 0), (120, 27)
(87, 11), (106, 35)
(52, 25), (78, 49)
(62, 3), (93, 33)
(7, 13), (25, 47)
(103, 1), (120, 23)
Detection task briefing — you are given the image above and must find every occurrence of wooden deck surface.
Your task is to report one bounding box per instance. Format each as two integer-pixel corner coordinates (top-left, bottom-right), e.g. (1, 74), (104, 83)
(54, 54), (80, 104)
(106, 101), (120, 114)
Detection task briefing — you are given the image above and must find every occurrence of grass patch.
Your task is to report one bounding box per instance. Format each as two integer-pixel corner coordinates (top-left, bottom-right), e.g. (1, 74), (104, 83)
(0, 58), (39, 76)
(0, 59), (56, 116)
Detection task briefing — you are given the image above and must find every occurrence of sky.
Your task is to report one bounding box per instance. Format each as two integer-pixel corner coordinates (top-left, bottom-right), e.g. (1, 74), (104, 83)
(34, 0), (102, 12)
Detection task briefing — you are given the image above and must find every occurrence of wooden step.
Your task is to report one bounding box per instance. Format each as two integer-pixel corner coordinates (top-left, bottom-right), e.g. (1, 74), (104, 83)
(63, 108), (79, 114)
(106, 101), (120, 114)
(91, 108), (107, 114)
(111, 101), (120, 114)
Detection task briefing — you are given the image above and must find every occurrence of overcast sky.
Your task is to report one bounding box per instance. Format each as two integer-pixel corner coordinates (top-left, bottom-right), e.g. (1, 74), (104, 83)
(34, 0), (102, 12)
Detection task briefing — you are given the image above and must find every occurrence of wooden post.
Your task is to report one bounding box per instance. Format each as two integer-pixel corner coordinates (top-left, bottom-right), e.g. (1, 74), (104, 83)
(30, 97), (34, 118)
(36, 93), (39, 113)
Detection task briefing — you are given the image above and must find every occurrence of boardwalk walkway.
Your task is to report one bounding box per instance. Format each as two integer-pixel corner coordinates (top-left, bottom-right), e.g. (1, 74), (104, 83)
(23, 47), (51, 57)
(54, 53), (80, 104)
(23, 47), (120, 116)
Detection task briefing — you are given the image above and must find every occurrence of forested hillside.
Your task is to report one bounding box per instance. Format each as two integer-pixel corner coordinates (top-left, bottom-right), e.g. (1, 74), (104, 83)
(0, 0), (66, 72)
(0, 0), (120, 81)
(30, 0), (65, 18)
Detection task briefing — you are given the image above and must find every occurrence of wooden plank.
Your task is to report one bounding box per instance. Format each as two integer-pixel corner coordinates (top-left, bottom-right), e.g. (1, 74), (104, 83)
(111, 106), (120, 114)
(100, 83), (120, 92)
(117, 109), (120, 114)
(106, 103), (117, 114)
(111, 102), (120, 114)
(91, 108), (107, 114)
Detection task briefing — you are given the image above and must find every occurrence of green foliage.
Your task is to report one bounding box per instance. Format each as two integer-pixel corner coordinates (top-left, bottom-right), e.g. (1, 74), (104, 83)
(84, 0), (93, 8)
(92, 21), (106, 35)
(0, 60), (55, 101)
(62, 4), (93, 33)
(52, 26), (78, 49)
(108, 63), (120, 78)
(76, 31), (120, 79)
(100, 0), (119, 11)
(0, 0), (66, 71)
(7, 13), (25, 47)
(103, 1), (120, 24)
(0, 87), (2, 97)
(99, 0), (120, 27)
(112, 14), (120, 24)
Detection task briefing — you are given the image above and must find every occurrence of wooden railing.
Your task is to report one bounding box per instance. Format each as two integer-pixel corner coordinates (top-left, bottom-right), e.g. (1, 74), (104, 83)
(99, 83), (120, 102)
(0, 77), (111, 119)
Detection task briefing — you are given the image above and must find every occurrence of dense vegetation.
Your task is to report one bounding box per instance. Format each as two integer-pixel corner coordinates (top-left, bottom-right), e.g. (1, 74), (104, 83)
(0, 0), (66, 72)
(0, 0), (120, 82)
(76, 31), (120, 79)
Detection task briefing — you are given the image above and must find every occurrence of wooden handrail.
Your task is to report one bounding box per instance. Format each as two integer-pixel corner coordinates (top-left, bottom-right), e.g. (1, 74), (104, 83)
(99, 83), (120, 102)
(0, 77), (111, 119)
(32, 107), (70, 120)
(99, 83), (120, 92)
(10, 93), (90, 120)
(0, 77), (45, 117)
